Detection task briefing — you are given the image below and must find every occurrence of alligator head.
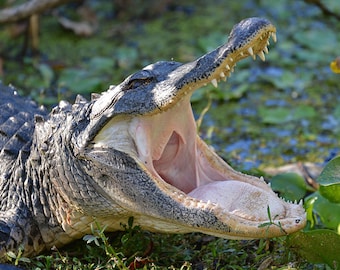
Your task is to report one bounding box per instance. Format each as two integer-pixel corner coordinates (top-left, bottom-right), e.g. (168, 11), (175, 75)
(40, 18), (305, 244)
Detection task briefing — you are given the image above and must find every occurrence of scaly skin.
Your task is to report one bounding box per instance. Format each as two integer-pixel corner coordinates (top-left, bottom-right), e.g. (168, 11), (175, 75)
(0, 17), (305, 259)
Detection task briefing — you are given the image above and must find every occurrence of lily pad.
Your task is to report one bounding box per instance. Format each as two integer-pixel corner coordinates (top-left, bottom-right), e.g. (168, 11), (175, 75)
(287, 230), (340, 269)
(305, 191), (340, 230)
(259, 107), (290, 124)
(293, 28), (337, 54)
(259, 105), (316, 124)
(270, 172), (307, 201)
(58, 68), (103, 94)
(317, 156), (340, 203)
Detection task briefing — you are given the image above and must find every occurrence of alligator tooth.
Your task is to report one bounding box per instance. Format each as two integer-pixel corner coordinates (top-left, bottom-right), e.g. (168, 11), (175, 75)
(226, 64), (230, 70)
(267, 40), (270, 46)
(258, 51), (266, 61)
(240, 52), (244, 56)
(271, 32), (277, 42)
(211, 78), (218, 88)
(263, 46), (269, 54)
(229, 57), (233, 62)
(220, 72), (227, 81)
(247, 47), (254, 56)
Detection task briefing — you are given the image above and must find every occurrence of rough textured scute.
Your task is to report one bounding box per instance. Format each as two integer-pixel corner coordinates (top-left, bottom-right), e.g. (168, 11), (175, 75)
(0, 84), (46, 160)
(0, 83), (47, 260)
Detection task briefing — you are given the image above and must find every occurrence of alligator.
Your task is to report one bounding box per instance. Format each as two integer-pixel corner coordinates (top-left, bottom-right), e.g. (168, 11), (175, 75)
(0, 17), (306, 259)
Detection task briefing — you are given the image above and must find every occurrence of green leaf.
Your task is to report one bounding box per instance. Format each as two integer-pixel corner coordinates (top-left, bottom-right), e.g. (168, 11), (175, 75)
(293, 28), (337, 54)
(224, 84), (249, 100)
(292, 105), (316, 120)
(259, 107), (290, 124)
(270, 172), (307, 201)
(120, 233), (130, 245)
(304, 195), (318, 228)
(306, 191), (340, 230)
(37, 63), (54, 88)
(317, 156), (340, 203)
(333, 104), (340, 119)
(259, 105), (316, 125)
(320, 184), (340, 204)
(58, 68), (103, 94)
(269, 70), (297, 90)
(87, 57), (115, 74)
(287, 230), (340, 269)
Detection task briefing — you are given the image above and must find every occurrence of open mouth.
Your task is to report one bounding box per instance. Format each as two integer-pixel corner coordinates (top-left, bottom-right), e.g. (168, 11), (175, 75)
(128, 94), (295, 223)
(90, 18), (306, 238)
(93, 85), (304, 230)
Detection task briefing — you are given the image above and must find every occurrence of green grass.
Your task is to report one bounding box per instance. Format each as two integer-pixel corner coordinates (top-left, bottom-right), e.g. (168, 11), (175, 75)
(5, 218), (314, 269)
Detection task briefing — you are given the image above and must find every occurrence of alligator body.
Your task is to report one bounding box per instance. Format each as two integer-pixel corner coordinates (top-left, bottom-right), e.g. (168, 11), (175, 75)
(0, 17), (306, 259)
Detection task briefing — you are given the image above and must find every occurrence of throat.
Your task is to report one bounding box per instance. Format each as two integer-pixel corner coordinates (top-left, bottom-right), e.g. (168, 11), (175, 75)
(153, 131), (198, 193)
(131, 96), (200, 193)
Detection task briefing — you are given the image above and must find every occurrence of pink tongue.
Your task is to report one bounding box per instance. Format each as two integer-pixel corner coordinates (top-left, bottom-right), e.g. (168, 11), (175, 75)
(188, 181), (285, 221)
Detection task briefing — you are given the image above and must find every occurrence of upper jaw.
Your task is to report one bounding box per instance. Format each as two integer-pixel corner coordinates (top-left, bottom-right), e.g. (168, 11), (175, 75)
(83, 18), (276, 145)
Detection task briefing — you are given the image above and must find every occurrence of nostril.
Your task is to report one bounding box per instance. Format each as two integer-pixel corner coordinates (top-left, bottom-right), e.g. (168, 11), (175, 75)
(295, 219), (301, 224)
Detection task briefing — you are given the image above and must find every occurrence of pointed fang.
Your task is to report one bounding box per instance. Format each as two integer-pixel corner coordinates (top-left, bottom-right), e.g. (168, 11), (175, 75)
(271, 32), (277, 42)
(263, 46), (269, 54)
(258, 51), (266, 61)
(211, 79), (218, 88)
(247, 47), (254, 56)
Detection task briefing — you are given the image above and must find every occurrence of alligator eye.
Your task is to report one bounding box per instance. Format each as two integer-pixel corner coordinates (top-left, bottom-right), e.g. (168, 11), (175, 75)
(125, 77), (154, 90)
(123, 70), (155, 91)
